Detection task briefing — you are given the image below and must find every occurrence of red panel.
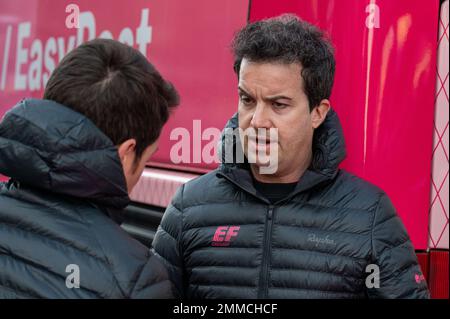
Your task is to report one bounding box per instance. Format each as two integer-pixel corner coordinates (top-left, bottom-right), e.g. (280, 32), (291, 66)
(0, 0), (249, 173)
(429, 0), (449, 250)
(250, 0), (439, 250)
(429, 250), (449, 299)
(148, 0), (249, 171)
(416, 251), (430, 282)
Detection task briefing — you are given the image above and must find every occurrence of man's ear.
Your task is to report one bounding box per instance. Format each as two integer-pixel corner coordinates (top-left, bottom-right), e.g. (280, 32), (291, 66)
(118, 139), (137, 170)
(311, 99), (330, 129)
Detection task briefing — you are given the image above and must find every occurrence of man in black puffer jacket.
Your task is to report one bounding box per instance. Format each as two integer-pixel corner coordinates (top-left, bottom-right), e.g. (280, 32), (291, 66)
(0, 39), (179, 298)
(152, 15), (430, 299)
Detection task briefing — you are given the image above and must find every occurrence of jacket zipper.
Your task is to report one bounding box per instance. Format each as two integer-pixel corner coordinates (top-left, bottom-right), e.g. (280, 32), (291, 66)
(258, 204), (274, 299)
(216, 172), (277, 298)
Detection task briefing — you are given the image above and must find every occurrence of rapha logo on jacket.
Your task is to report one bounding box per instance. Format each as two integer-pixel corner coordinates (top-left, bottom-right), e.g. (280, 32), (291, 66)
(307, 233), (336, 247)
(212, 226), (240, 246)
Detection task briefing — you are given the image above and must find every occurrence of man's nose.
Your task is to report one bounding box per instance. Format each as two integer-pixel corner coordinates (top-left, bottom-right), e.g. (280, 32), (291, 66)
(250, 103), (272, 129)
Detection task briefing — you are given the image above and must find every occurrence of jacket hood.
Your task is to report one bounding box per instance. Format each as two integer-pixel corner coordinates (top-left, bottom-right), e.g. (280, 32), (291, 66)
(219, 108), (347, 179)
(0, 99), (129, 208)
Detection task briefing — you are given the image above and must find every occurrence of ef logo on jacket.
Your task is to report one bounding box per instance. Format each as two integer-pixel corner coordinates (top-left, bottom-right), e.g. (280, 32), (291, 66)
(212, 226), (240, 246)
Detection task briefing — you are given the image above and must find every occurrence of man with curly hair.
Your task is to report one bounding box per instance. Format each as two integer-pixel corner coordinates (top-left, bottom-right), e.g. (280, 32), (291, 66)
(152, 15), (430, 299)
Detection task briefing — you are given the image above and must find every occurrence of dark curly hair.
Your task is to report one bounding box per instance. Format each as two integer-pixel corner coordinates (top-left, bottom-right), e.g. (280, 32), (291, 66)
(232, 14), (335, 110)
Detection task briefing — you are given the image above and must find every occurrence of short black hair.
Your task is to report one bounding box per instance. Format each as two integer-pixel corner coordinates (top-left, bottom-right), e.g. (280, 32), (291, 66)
(232, 14), (335, 110)
(44, 38), (179, 160)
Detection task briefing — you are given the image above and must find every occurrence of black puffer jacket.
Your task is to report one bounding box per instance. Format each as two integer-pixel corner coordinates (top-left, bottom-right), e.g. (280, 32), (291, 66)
(0, 99), (172, 298)
(153, 110), (430, 299)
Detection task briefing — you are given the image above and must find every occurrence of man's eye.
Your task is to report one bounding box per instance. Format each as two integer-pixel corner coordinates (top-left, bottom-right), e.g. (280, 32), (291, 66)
(273, 102), (288, 109)
(240, 95), (253, 105)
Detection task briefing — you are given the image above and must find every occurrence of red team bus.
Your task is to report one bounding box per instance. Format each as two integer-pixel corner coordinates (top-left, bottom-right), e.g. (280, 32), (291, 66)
(0, 0), (448, 298)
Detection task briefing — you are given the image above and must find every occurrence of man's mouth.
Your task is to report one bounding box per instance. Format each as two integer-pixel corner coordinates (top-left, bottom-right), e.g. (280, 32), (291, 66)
(248, 136), (273, 145)
(247, 136), (278, 155)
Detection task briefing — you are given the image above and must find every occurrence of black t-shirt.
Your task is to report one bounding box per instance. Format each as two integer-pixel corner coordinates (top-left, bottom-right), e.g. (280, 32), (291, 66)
(252, 178), (298, 204)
